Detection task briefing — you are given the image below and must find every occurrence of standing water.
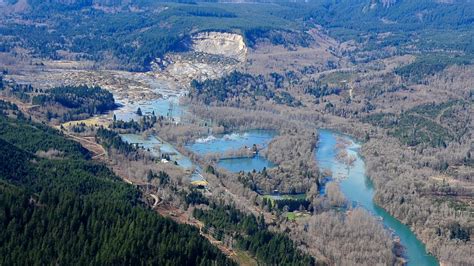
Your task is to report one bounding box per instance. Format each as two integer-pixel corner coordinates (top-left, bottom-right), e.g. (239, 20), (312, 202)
(316, 129), (439, 266)
(186, 130), (276, 173)
(114, 97), (183, 122)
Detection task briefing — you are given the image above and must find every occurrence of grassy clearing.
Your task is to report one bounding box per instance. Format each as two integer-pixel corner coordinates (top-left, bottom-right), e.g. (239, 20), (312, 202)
(285, 211), (310, 221)
(282, 194), (307, 200)
(286, 212), (296, 221)
(263, 193), (307, 204)
(191, 180), (209, 187)
(264, 194), (310, 220)
(233, 250), (258, 266)
(61, 115), (111, 129)
(319, 71), (355, 87)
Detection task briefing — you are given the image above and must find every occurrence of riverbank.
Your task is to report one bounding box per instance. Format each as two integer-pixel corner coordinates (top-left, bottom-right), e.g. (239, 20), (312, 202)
(316, 129), (439, 266)
(107, 90), (438, 265)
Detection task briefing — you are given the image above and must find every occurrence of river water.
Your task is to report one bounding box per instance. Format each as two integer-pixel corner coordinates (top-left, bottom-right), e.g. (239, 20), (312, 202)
(316, 129), (439, 266)
(114, 92), (439, 265)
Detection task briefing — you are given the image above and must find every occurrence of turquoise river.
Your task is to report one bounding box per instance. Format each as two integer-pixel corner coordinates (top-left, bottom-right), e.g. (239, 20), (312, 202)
(316, 129), (439, 266)
(115, 94), (439, 265)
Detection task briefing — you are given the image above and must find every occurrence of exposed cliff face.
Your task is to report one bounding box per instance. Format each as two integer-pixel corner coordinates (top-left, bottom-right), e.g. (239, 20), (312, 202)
(151, 31), (247, 86)
(189, 32), (247, 62)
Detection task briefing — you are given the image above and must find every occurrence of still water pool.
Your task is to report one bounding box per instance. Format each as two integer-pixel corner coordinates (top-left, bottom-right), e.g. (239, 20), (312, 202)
(186, 130), (276, 173)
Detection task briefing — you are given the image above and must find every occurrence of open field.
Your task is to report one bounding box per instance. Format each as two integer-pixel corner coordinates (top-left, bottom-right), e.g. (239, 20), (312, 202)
(61, 115), (112, 129)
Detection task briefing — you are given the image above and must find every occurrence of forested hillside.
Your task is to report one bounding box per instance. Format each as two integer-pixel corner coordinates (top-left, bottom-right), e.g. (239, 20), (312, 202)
(193, 204), (315, 265)
(291, 0), (472, 59)
(0, 109), (232, 265)
(190, 71), (301, 107)
(1, 80), (117, 122)
(2, 0), (471, 70)
(0, 0), (472, 264)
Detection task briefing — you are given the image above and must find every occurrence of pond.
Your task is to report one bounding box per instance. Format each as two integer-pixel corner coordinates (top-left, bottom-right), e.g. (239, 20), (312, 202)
(110, 84), (437, 265)
(186, 130), (277, 173)
(217, 156), (276, 173)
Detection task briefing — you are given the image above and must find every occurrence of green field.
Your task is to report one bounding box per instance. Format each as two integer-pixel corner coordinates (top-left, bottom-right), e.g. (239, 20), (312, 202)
(285, 211), (310, 221)
(319, 72), (356, 87)
(263, 193), (307, 202)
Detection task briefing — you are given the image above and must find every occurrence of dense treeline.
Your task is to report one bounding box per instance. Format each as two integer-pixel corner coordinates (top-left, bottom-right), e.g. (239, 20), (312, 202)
(193, 204), (315, 265)
(1, 80), (117, 123)
(33, 85), (115, 113)
(190, 71), (301, 107)
(111, 119), (142, 131)
(180, 6), (237, 18)
(261, 196), (312, 212)
(274, 198), (311, 212)
(0, 99), (19, 115)
(243, 28), (313, 49)
(183, 189), (209, 206)
(0, 115), (90, 159)
(304, 83), (342, 99)
(190, 71), (273, 104)
(95, 127), (140, 157)
(395, 54), (472, 82)
(0, 114), (232, 265)
(32, 85), (116, 121)
(112, 114), (158, 132)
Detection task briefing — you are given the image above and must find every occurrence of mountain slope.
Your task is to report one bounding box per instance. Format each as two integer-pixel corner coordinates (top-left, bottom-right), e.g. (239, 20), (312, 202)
(0, 112), (233, 265)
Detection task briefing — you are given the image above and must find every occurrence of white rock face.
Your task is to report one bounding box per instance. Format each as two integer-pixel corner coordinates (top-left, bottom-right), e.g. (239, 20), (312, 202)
(166, 59), (237, 83)
(190, 32), (247, 62)
(149, 31), (247, 89)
